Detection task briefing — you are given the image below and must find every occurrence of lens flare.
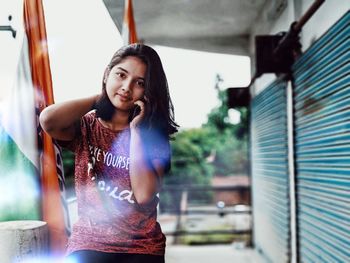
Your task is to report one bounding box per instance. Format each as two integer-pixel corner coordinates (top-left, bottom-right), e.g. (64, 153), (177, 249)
(0, 170), (40, 219)
(20, 255), (78, 263)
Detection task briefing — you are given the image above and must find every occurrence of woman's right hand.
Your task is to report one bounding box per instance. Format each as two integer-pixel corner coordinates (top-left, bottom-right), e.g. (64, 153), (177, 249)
(39, 94), (99, 141)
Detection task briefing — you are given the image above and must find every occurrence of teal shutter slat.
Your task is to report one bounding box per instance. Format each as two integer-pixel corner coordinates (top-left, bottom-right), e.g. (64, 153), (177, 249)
(251, 79), (290, 263)
(293, 11), (350, 263)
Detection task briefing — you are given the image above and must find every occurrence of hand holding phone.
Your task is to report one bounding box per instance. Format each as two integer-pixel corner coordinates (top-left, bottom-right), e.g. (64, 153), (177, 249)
(130, 104), (141, 120)
(129, 97), (147, 125)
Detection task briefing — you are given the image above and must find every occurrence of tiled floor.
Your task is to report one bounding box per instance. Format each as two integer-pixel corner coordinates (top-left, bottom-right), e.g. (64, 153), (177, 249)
(165, 245), (261, 263)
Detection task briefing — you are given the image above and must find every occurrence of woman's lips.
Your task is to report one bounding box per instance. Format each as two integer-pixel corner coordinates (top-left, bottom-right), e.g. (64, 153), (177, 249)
(117, 94), (131, 102)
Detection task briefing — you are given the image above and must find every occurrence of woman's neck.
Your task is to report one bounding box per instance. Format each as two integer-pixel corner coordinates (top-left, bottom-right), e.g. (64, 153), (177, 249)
(99, 111), (130, 131)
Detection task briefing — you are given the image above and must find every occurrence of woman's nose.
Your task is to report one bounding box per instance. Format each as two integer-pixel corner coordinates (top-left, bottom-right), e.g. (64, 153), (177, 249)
(122, 80), (133, 92)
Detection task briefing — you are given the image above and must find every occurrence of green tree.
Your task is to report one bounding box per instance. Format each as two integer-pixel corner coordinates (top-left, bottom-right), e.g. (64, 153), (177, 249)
(161, 128), (216, 211)
(202, 74), (249, 176)
(61, 148), (75, 198)
(165, 73), (249, 183)
(161, 74), (249, 211)
(166, 128), (214, 186)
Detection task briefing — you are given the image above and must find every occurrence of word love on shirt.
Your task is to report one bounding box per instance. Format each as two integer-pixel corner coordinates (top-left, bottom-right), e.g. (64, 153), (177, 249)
(93, 178), (135, 204)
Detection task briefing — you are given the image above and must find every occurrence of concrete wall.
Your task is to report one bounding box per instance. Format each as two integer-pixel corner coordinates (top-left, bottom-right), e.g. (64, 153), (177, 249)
(249, 0), (349, 97)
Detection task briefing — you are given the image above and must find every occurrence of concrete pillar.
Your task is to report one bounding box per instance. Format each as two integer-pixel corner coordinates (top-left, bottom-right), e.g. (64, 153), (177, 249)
(180, 190), (188, 213)
(0, 220), (48, 263)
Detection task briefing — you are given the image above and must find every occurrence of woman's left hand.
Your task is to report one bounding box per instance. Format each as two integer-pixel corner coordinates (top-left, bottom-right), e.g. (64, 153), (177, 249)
(129, 99), (146, 129)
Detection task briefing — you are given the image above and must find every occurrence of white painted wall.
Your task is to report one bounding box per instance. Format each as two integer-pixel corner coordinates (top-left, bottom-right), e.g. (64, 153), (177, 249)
(300, 0), (349, 49)
(0, 0), (24, 102)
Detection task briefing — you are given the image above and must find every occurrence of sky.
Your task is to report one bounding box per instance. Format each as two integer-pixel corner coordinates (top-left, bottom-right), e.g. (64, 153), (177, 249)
(0, 0), (250, 129)
(154, 46), (250, 128)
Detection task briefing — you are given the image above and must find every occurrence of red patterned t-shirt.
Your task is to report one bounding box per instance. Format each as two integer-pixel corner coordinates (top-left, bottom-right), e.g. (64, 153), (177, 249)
(63, 112), (169, 256)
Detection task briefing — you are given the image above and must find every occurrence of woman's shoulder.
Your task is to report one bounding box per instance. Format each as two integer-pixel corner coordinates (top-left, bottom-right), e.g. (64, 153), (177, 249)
(83, 110), (97, 121)
(80, 110), (98, 127)
(76, 111), (98, 136)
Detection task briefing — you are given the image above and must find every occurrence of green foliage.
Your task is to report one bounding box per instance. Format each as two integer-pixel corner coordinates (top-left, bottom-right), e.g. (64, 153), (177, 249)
(62, 148), (75, 177)
(166, 128), (214, 186)
(202, 74), (249, 176)
(205, 75), (229, 132)
(179, 224), (251, 245)
(167, 74), (248, 186)
(161, 128), (215, 212)
(61, 148), (75, 198)
(161, 74), (249, 211)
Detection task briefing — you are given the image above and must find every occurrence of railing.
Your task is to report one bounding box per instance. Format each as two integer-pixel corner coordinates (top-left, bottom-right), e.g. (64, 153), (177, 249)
(66, 184), (252, 245)
(158, 185), (252, 245)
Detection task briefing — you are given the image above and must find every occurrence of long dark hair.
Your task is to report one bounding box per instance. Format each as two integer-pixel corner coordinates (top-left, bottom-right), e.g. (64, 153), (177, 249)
(95, 43), (179, 137)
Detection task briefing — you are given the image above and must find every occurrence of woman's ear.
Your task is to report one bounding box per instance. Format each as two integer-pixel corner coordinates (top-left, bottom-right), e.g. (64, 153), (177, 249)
(103, 68), (109, 84)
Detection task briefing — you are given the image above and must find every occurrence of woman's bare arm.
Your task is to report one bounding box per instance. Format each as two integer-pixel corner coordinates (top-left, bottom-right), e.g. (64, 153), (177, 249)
(39, 95), (98, 141)
(129, 127), (165, 206)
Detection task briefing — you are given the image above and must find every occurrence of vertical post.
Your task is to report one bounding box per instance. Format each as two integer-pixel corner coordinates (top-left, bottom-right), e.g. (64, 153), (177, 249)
(174, 190), (188, 244)
(0, 221), (49, 263)
(180, 190), (188, 213)
(287, 81), (297, 263)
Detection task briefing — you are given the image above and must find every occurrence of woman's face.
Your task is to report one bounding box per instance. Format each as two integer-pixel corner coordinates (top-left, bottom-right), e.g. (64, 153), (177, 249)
(105, 56), (146, 112)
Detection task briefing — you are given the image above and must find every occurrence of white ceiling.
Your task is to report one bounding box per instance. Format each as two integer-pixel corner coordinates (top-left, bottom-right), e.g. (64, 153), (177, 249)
(103, 0), (276, 55)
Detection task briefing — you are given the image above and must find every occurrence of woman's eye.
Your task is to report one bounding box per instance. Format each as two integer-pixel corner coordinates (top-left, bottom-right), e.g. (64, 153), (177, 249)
(136, 80), (145, 87)
(116, 72), (125, 78)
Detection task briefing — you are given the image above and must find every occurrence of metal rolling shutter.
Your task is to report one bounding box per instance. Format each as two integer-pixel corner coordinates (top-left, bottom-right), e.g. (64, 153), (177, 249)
(292, 11), (350, 262)
(251, 79), (290, 262)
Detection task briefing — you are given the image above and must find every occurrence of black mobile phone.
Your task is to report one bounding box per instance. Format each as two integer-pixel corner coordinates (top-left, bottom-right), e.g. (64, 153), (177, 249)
(129, 97), (147, 121)
(130, 104), (141, 120)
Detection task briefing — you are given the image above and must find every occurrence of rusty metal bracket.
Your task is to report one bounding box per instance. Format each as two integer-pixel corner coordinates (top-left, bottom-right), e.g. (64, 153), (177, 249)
(255, 0), (325, 78)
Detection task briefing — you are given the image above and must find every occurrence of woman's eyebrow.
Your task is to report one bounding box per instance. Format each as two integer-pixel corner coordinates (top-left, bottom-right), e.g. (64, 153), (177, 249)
(116, 66), (145, 80)
(116, 66), (128, 73)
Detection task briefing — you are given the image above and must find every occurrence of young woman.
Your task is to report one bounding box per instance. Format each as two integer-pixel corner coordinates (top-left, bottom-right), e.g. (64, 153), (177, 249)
(40, 44), (178, 263)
